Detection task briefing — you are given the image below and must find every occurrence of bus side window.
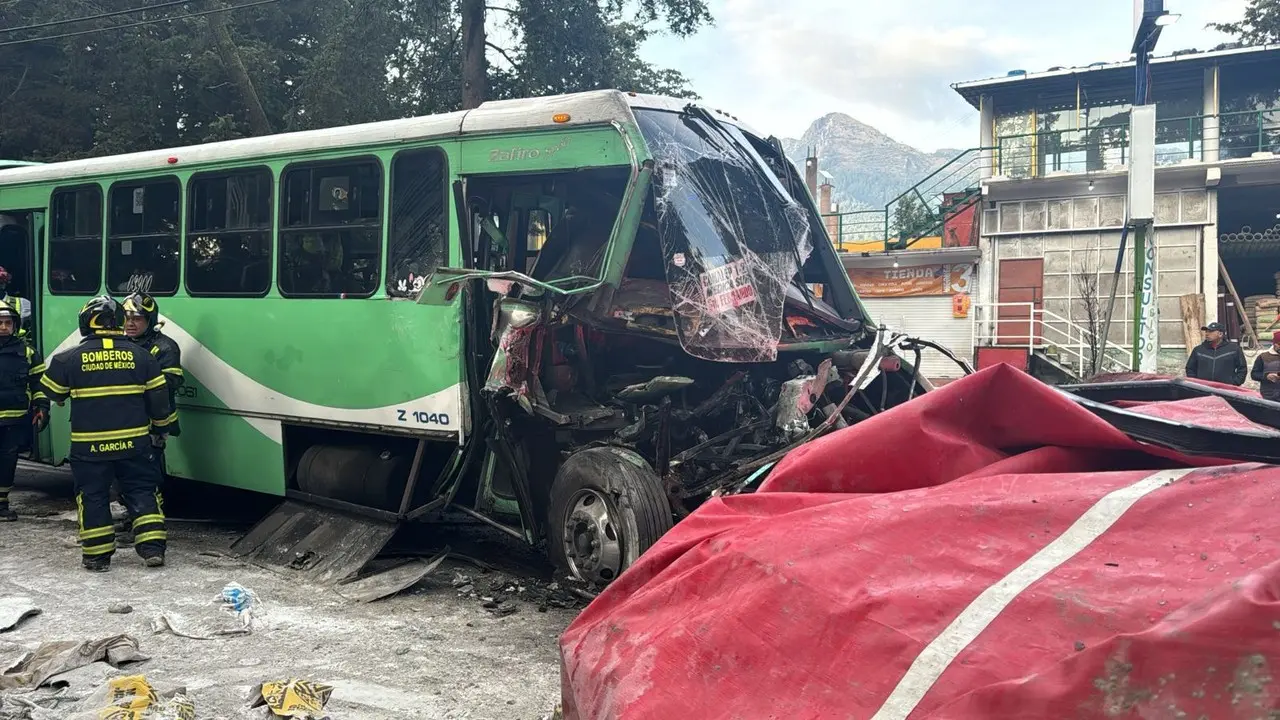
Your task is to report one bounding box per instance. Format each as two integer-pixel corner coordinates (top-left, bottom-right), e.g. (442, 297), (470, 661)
(387, 148), (447, 299)
(107, 177), (180, 295)
(49, 186), (103, 295)
(186, 168), (273, 297)
(279, 158), (382, 298)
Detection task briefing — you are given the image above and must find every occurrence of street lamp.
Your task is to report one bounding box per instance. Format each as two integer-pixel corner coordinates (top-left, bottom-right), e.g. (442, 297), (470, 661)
(1155, 12), (1181, 26)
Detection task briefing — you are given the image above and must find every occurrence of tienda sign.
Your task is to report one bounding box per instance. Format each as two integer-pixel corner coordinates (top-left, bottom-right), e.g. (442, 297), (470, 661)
(849, 263), (973, 297)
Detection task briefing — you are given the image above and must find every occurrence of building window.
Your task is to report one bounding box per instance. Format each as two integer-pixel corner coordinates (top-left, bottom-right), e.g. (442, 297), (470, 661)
(387, 148), (448, 298)
(187, 168), (273, 296)
(107, 178), (180, 295)
(1219, 57), (1280, 159)
(278, 159), (382, 298)
(49, 186), (103, 295)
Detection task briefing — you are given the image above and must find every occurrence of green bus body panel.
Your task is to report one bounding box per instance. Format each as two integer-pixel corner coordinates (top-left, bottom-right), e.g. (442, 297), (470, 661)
(1, 122), (641, 500)
(459, 128), (635, 174)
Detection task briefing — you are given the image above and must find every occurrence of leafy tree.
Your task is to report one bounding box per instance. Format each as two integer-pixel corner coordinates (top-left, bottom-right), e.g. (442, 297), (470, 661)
(459, 0), (711, 108)
(1210, 0), (1280, 44)
(890, 195), (935, 241)
(0, 0), (711, 161)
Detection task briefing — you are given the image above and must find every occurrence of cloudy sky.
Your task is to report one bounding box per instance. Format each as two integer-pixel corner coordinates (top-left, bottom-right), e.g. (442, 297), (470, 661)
(642, 0), (1249, 150)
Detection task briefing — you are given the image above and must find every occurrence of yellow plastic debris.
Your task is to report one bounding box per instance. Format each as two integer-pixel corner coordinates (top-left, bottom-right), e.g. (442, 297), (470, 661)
(257, 679), (334, 718)
(93, 675), (195, 720)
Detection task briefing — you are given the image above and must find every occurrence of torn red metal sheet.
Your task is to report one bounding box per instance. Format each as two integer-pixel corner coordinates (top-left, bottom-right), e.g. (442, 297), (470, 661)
(559, 365), (1280, 719)
(1092, 371), (1260, 396)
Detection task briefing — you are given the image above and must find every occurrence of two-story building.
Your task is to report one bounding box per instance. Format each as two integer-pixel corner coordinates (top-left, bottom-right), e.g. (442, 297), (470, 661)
(952, 43), (1280, 375)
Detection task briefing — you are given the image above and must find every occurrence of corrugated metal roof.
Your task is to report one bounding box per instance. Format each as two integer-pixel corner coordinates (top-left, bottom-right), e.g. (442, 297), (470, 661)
(952, 44), (1280, 109)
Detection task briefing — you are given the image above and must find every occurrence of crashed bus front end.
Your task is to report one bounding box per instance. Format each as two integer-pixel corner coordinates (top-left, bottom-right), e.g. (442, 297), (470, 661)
(430, 95), (967, 585)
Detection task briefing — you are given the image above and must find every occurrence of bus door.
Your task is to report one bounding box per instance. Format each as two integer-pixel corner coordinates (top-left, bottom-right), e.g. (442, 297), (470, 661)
(0, 209), (46, 459)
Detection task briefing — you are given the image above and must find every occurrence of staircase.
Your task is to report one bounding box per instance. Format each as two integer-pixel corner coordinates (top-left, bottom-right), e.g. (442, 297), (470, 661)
(883, 147), (994, 250)
(972, 303), (1132, 383)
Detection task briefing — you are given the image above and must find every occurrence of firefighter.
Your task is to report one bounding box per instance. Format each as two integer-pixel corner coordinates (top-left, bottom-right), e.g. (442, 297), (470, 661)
(0, 301), (48, 520)
(119, 292), (181, 541)
(123, 292), (182, 445)
(0, 266), (33, 338)
(40, 296), (174, 572)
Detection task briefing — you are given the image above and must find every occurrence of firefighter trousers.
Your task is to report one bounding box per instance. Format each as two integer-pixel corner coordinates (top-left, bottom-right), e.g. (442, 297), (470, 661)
(73, 454), (166, 562)
(0, 424), (22, 511)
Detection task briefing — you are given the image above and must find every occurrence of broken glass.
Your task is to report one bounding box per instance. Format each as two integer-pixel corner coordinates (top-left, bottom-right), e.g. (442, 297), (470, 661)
(635, 109), (813, 363)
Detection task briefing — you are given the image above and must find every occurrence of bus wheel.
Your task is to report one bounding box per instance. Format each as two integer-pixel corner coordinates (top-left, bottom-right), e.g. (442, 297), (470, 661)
(547, 447), (673, 586)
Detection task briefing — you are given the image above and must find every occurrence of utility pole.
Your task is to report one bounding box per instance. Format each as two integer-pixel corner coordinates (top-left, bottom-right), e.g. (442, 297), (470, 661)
(1100, 0), (1178, 372)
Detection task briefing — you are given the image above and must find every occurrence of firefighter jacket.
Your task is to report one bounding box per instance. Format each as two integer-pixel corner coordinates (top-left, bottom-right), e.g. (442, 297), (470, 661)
(0, 335), (47, 425)
(41, 335), (174, 461)
(133, 331), (183, 436)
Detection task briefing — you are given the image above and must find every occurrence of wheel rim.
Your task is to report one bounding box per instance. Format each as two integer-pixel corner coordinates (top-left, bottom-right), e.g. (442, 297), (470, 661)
(562, 488), (624, 584)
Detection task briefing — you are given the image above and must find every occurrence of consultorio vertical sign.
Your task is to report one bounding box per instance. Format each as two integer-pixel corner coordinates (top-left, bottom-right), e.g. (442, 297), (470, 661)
(1136, 236), (1158, 372)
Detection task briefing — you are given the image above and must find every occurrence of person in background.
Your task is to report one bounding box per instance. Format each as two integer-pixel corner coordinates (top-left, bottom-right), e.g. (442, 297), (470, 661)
(1185, 321), (1247, 386)
(0, 267), (32, 338)
(0, 301), (47, 520)
(40, 296), (174, 572)
(1251, 330), (1280, 402)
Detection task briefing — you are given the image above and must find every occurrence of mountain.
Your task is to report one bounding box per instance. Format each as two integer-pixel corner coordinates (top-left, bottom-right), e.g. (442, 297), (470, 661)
(781, 113), (956, 213)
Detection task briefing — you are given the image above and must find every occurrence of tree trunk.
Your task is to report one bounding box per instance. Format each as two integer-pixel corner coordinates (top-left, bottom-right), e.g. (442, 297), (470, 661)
(206, 4), (273, 136)
(461, 0), (487, 110)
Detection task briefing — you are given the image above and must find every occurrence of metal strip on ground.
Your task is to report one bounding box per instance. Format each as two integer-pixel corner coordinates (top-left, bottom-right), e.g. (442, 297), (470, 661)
(869, 467), (1195, 720)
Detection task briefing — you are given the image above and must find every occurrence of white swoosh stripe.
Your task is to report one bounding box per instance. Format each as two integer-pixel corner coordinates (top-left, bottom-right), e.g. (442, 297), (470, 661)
(51, 315), (465, 445)
(869, 467), (1193, 720)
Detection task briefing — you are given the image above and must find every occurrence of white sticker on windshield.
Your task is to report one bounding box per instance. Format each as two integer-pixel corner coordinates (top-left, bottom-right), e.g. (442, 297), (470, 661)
(673, 252), (686, 268)
(701, 259), (757, 316)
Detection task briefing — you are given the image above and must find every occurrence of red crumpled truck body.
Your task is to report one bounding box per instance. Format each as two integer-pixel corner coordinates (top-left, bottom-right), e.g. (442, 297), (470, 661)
(559, 365), (1280, 719)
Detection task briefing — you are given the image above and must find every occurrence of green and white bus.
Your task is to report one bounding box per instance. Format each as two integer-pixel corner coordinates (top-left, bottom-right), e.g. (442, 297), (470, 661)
(0, 90), (941, 584)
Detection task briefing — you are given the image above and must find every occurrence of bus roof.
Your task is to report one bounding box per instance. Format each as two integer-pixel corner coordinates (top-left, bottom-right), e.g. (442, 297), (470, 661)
(0, 91), (758, 187)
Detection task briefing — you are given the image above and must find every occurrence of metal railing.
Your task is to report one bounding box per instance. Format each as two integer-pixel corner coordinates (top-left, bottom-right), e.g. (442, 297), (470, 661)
(995, 109), (1280, 179)
(819, 147), (992, 252)
(972, 302), (1131, 379)
(822, 209), (888, 250)
(885, 147), (993, 248)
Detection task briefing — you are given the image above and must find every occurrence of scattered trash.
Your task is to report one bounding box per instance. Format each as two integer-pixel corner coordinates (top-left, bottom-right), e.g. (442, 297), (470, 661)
(108, 603), (134, 615)
(335, 546), (450, 603)
(216, 583), (259, 628)
(150, 614), (249, 641)
(0, 635), (148, 691)
(70, 675), (195, 720)
(483, 598), (518, 617)
(0, 598), (41, 632)
(249, 679), (333, 719)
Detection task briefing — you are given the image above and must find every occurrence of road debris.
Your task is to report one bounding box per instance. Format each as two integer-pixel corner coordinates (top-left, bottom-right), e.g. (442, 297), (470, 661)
(216, 583), (259, 628)
(149, 614), (249, 641)
(249, 679), (333, 719)
(0, 599), (40, 632)
(0, 635), (147, 691)
(71, 675), (195, 720)
(335, 547), (449, 603)
(107, 603), (133, 615)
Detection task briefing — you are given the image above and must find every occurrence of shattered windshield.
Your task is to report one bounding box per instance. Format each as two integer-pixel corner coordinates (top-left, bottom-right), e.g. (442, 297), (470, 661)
(635, 109), (814, 363)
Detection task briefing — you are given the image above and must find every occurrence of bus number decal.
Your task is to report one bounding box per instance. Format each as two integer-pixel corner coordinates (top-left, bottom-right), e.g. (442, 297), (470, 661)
(175, 386), (197, 400)
(397, 410), (450, 427)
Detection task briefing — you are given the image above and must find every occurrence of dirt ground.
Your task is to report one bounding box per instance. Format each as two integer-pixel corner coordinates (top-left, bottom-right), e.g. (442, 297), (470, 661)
(0, 462), (575, 719)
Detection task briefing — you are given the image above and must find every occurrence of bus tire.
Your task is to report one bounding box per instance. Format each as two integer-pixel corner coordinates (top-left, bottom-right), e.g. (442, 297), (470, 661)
(547, 447), (672, 586)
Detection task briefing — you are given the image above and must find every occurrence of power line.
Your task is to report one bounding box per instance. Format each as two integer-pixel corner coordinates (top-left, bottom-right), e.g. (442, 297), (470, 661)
(0, 0), (282, 49)
(0, 0), (201, 36)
